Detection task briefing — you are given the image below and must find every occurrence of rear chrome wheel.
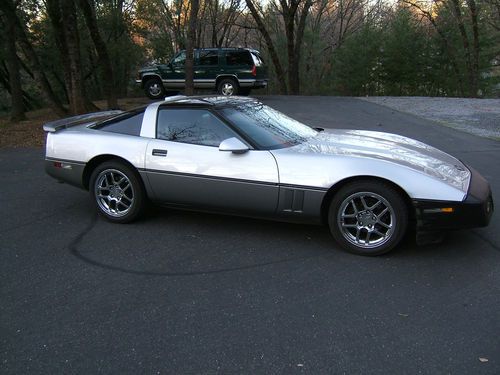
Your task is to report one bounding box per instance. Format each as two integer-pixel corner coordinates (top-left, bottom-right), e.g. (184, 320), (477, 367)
(329, 181), (408, 255)
(90, 161), (145, 223)
(95, 169), (134, 218)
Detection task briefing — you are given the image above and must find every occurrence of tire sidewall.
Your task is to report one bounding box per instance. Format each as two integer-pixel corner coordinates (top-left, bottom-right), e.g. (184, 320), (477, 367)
(89, 161), (145, 223)
(144, 79), (165, 100)
(217, 78), (239, 96)
(328, 180), (408, 256)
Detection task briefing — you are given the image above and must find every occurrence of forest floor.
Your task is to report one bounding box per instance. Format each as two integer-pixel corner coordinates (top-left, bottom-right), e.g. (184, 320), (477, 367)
(1, 96), (499, 148)
(361, 96), (500, 140)
(0, 97), (151, 148)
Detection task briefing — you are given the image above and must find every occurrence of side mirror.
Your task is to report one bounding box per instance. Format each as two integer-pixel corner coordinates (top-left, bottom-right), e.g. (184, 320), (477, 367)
(219, 137), (249, 154)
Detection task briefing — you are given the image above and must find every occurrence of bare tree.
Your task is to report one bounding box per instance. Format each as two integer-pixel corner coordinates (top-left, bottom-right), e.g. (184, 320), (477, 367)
(77, 0), (118, 109)
(402, 0), (480, 97)
(185, 0), (200, 95)
(1, 8), (25, 121)
(245, 0), (288, 93)
(0, 0), (67, 116)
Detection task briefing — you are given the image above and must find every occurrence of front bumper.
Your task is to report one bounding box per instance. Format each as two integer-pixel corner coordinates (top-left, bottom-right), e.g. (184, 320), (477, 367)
(413, 166), (494, 231)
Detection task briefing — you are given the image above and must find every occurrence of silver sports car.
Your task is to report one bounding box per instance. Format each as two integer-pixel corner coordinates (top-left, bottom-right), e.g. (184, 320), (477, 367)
(44, 96), (494, 255)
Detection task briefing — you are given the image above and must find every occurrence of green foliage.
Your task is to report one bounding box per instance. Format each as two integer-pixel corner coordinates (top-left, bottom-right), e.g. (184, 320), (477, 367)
(1, 0), (499, 115)
(330, 24), (383, 96)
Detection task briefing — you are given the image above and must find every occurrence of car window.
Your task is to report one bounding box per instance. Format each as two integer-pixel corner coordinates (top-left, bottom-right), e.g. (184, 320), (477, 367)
(219, 102), (317, 149)
(95, 110), (145, 136)
(171, 51), (186, 66)
(157, 109), (239, 147)
(198, 50), (219, 66)
(225, 51), (253, 66)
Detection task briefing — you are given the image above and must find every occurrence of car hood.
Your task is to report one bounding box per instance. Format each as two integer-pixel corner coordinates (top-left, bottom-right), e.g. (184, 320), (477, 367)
(289, 129), (470, 192)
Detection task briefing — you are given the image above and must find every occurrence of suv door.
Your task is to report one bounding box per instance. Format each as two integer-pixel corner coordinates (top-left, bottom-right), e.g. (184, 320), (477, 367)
(144, 107), (279, 214)
(194, 49), (219, 89)
(165, 51), (186, 89)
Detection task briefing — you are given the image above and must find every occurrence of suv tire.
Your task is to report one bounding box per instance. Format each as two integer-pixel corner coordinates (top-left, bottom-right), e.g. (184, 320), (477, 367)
(217, 78), (239, 96)
(144, 78), (165, 100)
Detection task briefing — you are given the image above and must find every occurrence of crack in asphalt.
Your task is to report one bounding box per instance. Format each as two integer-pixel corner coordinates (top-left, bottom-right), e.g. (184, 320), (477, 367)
(68, 214), (324, 277)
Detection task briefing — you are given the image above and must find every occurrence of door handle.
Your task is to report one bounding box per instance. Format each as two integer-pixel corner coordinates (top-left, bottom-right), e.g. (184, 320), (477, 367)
(152, 149), (168, 157)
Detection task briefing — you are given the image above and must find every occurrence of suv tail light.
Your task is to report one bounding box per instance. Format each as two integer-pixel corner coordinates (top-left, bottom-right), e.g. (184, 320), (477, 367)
(251, 65), (256, 77)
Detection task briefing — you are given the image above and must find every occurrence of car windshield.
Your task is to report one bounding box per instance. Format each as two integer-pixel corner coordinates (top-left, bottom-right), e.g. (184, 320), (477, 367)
(219, 102), (318, 149)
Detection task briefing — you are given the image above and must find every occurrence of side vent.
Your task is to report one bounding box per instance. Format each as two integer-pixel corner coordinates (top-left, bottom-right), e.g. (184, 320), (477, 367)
(282, 188), (305, 213)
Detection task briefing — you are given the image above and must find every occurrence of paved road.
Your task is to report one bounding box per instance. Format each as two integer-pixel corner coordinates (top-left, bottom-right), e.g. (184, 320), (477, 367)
(1, 96), (499, 374)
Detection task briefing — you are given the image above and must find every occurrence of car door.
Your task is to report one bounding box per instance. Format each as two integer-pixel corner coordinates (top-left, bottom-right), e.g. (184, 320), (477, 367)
(144, 107), (279, 214)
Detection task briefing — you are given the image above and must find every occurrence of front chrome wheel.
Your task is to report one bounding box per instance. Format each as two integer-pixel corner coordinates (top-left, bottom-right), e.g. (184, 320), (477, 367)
(95, 169), (135, 218)
(329, 180), (408, 256)
(338, 192), (395, 249)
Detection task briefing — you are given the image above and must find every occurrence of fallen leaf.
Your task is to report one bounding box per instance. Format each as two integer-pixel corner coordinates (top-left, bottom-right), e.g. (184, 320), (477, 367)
(479, 357), (488, 363)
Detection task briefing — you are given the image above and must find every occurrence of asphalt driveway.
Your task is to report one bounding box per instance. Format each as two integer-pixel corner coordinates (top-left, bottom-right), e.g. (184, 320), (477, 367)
(1, 96), (499, 374)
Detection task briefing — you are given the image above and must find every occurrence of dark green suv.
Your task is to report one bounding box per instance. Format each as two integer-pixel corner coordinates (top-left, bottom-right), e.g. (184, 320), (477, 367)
(136, 48), (268, 99)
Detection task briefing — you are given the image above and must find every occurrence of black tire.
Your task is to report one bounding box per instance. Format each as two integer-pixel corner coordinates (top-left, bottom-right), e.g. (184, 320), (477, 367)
(328, 180), (408, 256)
(144, 78), (165, 100)
(89, 160), (145, 223)
(217, 78), (239, 96)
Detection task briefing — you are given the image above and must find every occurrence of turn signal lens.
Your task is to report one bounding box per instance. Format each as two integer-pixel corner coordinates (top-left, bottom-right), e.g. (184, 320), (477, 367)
(251, 65), (257, 77)
(440, 208), (454, 213)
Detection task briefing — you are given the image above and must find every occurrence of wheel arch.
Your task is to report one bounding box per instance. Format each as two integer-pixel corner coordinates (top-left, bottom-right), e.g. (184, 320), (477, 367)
(82, 154), (146, 193)
(320, 175), (415, 225)
(141, 74), (163, 87)
(216, 74), (239, 88)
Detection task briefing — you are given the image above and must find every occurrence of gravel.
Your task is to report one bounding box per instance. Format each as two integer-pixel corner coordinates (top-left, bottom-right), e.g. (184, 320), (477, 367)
(360, 96), (500, 140)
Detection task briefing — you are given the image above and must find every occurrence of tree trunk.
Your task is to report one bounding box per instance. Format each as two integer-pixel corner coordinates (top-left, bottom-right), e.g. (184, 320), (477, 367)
(61, 0), (87, 114)
(450, 0), (478, 97)
(466, 0), (480, 96)
(0, 0), (66, 116)
(185, 0), (199, 96)
(77, 0), (118, 109)
(3, 11), (25, 121)
(245, 0), (288, 94)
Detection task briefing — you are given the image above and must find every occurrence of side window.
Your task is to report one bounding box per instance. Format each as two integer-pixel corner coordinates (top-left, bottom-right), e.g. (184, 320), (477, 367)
(225, 51), (253, 66)
(157, 109), (238, 147)
(171, 51), (186, 66)
(198, 50), (219, 66)
(251, 52), (264, 66)
(96, 111), (145, 136)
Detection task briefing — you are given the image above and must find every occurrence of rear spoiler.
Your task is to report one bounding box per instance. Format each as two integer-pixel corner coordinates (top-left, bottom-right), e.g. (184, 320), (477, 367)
(43, 110), (124, 133)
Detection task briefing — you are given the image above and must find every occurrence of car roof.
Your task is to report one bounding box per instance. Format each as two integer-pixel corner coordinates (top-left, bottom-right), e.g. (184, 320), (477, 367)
(177, 47), (261, 54)
(156, 95), (260, 109)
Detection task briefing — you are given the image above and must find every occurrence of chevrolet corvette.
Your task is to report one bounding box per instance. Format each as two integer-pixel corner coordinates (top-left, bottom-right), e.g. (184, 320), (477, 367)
(44, 96), (494, 255)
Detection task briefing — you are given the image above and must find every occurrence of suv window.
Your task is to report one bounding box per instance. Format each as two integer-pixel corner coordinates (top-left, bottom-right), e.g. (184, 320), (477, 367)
(198, 50), (219, 66)
(95, 109), (145, 136)
(157, 108), (238, 147)
(225, 51), (253, 66)
(171, 51), (186, 66)
(251, 52), (264, 66)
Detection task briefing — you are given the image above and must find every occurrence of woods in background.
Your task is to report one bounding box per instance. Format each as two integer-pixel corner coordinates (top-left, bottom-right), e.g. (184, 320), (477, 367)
(0, 0), (499, 121)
